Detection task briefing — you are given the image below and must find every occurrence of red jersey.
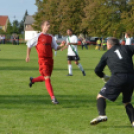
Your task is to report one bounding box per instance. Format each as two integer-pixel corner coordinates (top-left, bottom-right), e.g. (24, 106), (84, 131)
(36, 33), (53, 59)
(26, 33), (58, 64)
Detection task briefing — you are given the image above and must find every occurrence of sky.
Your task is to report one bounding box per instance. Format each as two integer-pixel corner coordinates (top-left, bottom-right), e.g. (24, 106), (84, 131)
(0, 0), (37, 23)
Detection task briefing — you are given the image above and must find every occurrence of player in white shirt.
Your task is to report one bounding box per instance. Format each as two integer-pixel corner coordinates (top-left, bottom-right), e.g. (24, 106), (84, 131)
(125, 33), (131, 45)
(62, 29), (86, 76)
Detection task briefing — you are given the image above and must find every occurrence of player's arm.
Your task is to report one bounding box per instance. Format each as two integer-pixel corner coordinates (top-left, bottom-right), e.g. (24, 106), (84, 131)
(126, 45), (134, 54)
(26, 47), (31, 62)
(25, 34), (39, 62)
(51, 36), (65, 51)
(67, 42), (78, 45)
(95, 53), (110, 82)
(61, 44), (68, 51)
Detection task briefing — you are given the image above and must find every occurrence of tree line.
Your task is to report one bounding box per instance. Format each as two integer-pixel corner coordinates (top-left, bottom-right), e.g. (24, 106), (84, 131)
(33, 0), (134, 38)
(0, 10), (28, 35)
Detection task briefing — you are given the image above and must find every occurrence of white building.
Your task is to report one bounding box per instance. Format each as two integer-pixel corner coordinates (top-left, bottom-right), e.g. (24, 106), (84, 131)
(24, 15), (38, 41)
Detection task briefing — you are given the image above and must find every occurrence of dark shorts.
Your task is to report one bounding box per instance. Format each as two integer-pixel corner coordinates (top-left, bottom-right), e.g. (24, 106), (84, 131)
(97, 44), (101, 47)
(99, 74), (134, 103)
(67, 55), (80, 61)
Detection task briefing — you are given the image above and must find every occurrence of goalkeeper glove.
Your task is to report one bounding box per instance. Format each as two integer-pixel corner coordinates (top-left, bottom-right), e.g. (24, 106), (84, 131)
(102, 75), (110, 83)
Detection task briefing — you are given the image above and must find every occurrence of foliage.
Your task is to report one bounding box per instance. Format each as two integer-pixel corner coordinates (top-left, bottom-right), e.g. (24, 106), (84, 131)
(33, 0), (134, 37)
(6, 10), (29, 34)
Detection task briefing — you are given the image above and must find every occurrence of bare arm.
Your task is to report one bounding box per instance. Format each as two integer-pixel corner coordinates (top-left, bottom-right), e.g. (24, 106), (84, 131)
(57, 43), (65, 50)
(26, 47), (31, 62)
(61, 45), (68, 51)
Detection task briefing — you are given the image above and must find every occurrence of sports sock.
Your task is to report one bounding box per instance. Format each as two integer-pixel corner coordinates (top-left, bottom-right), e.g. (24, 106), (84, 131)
(32, 76), (45, 83)
(125, 103), (134, 123)
(97, 98), (106, 116)
(68, 64), (72, 75)
(45, 79), (55, 99)
(77, 63), (84, 72)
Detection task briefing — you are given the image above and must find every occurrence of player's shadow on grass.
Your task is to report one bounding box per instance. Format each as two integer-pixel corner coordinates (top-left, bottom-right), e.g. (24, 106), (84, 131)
(0, 95), (95, 109)
(111, 126), (131, 128)
(0, 66), (38, 71)
(0, 59), (25, 62)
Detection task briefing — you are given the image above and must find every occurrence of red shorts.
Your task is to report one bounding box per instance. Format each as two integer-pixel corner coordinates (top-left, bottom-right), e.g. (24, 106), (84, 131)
(38, 58), (53, 76)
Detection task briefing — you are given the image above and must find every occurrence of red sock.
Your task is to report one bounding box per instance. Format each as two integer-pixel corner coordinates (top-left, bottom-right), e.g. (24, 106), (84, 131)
(32, 76), (45, 83)
(45, 79), (55, 99)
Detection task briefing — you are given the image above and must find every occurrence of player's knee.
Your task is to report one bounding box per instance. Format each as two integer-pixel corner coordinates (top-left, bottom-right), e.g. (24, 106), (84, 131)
(44, 76), (50, 79)
(68, 61), (71, 64)
(96, 94), (103, 100)
(124, 102), (131, 107)
(75, 61), (79, 65)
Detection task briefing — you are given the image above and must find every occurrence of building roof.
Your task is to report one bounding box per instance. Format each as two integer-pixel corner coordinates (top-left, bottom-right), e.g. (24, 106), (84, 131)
(25, 15), (35, 25)
(0, 16), (8, 26)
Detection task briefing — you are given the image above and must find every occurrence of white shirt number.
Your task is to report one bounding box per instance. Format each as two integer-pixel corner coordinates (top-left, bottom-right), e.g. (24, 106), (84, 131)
(114, 49), (123, 59)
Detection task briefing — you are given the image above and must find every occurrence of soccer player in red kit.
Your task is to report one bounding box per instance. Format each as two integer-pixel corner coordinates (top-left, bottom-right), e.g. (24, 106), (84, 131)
(26, 21), (65, 104)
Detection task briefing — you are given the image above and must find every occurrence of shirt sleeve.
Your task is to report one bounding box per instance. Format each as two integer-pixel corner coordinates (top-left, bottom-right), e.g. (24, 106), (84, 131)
(126, 45), (134, 54)
(51, 36), (58, 50)
(128, 38), (132, 45)
(126, 38), (132, 45)
(26, 33), (40, 48)
(95, 53), (107, 78)
(74, 36), (78, 43)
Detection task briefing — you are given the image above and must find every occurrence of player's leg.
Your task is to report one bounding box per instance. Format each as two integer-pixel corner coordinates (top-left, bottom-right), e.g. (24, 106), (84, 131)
(124, 102), (134, 126)
(44, 76), (59, 104)
(55, 50), (57, 56)
(28, 63), (46, 87)
(90, 77), (121, 125)
(29, 76), (45, 87)
(75, 61), (86, 76)
(90, 94), (108, 125)
(122, 86), (134, 126)
(85, 44), (88, 49)
(67, 59), (73, 76)
(43, 63), (59, 104)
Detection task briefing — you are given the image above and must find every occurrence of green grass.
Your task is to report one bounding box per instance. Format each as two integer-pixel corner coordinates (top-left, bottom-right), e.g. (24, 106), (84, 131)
(0, 44), (133, 134)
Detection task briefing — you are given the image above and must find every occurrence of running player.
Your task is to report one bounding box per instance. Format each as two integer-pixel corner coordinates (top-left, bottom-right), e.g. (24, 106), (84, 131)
(62, 29), (86, 76)
(90, 37), (134, 127)
(26, 20), (65, 104)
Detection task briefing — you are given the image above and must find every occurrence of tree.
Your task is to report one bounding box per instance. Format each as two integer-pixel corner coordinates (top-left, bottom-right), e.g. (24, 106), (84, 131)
(0, 29), (5, 34)
(19, 20), (24, 33)
(12, 20), (19, 33)
(121, 0), (134, 35)
(33, 0), (61, 34)
(57, 0), (85, 35)
(81, 0), (127, 38)
(6, 21), (13, 34)
(23, 10), (29, 22)
(33, 0), (133, 38)
(33, 0), (85, 35)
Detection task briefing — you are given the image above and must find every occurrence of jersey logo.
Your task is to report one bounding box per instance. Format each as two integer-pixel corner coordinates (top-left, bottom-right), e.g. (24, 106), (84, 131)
(114, 49), (123, 60)
(101, 87), (106, 93)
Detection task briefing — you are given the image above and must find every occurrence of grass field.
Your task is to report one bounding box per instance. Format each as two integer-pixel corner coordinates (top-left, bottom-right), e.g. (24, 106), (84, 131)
(0, 44), (133, 134)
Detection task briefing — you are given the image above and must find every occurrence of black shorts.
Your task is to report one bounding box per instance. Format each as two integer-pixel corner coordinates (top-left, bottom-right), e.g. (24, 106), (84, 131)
(67, 55), (80, 61)
(97, 44), (101, 47)
(99, 74), (134, 103)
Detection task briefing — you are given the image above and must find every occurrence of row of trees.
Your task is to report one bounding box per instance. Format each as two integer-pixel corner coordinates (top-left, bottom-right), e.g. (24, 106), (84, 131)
(33, 0), (134, 38)
(0, 10), (28, 35)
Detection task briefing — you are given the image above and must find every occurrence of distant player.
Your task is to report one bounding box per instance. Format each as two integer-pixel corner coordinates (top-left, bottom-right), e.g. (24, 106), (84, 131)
(90, 37), (134, 127)
(62, 29), (86, 76)
(26, 20), (65, 104)
(125, 32), (131, 45)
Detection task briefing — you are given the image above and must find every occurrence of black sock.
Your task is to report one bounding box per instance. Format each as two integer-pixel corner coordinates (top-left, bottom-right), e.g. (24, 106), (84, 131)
(97, 98), (106, 116)
(125, 103), (134, 123)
